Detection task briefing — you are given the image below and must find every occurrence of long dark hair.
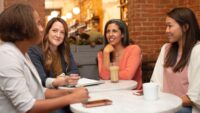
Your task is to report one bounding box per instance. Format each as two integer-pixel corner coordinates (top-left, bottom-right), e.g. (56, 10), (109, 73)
(164, 7), (200, 72)
(103, 19), (130, 62)
(41, 17), (71, 73)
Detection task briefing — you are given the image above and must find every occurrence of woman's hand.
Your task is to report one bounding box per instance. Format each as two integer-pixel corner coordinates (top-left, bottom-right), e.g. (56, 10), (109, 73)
(52, 73), (80, 87)
(181, 95), (192, 106)
(70, 87), (90, 103)
(67, 74), (80, 86)
(52, 75), (69, 87)
(103, 44), (114, 54)
(102, 44), (115, 69)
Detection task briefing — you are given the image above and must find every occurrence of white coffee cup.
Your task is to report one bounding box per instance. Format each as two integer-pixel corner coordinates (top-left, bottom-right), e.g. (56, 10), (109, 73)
(143, 82), (159, 101)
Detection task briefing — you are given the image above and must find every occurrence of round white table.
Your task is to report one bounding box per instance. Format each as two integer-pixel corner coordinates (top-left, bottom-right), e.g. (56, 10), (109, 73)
(86, 80), (137, 93)
(70, 90), (182, 113)
(59, 80), (137, 93)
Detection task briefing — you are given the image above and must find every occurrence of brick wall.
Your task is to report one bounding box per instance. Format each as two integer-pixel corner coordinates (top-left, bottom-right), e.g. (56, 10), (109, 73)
(4, 0), (45, 26)
(128, 0), (200, 82)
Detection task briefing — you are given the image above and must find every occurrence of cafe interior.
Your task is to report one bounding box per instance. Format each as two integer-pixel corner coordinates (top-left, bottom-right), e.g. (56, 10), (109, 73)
(45, 0), (127, 34)
(1, 0), (200, 83)
(1, 0), (200, 113)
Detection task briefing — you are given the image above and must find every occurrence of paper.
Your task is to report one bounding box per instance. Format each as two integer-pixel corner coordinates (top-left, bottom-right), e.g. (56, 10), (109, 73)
(76, 78), (104, 87)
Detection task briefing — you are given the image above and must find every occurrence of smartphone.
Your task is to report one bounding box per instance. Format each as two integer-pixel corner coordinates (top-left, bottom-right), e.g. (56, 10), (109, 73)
(83, 99), (112, 108)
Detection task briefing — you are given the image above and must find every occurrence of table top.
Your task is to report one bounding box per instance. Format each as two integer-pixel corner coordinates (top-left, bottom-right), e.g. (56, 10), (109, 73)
(86, 80), (137, 93)
(59, 80), (137, 93)
(70, 90), (182, 113)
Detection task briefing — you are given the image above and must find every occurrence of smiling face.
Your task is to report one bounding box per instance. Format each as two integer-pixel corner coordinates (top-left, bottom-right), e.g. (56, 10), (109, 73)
(48, 21), (65, 49)
(165, 16), (183, 44)
(106, 23), (123, 47)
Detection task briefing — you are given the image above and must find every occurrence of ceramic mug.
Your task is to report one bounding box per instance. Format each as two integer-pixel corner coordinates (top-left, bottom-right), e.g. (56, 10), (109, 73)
(143, 82), (159, 101)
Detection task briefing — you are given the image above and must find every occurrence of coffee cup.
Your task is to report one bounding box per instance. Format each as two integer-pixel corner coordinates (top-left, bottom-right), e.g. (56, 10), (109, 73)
(109, 64), (119, 83)
(143, 82), (159, 101)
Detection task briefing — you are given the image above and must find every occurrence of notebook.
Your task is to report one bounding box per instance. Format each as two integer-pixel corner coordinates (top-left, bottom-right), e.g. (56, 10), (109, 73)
(75, 78), (104, 87)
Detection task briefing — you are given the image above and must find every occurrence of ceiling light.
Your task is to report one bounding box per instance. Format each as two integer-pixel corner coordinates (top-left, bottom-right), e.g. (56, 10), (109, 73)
(73, 7), (80, 15)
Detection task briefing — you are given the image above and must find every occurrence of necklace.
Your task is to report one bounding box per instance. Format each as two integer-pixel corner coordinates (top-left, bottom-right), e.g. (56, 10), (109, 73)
(114, 49), (123, 57)
(114, 53), (120, 57)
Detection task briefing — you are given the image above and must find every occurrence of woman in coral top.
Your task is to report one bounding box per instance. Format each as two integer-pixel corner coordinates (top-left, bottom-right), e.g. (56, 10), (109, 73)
(97, 19), (142, 90)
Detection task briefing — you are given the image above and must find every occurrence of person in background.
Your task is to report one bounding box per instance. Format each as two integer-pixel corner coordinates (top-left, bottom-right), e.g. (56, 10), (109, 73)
(0, 3), (89, 113)
(97, 19), (142, 90)
(28, 17), (80, 89)
(151, 7), (200, 113)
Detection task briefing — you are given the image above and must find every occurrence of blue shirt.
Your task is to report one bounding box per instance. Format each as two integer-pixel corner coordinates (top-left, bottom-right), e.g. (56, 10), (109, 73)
(28, 45), (79, 87)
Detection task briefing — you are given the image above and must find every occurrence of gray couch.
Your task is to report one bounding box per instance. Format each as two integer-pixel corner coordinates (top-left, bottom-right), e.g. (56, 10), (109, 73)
(70, 45), (103, 80)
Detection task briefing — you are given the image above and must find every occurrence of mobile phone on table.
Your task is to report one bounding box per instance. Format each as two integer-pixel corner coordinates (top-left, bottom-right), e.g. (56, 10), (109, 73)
(83, 99), (112, 108)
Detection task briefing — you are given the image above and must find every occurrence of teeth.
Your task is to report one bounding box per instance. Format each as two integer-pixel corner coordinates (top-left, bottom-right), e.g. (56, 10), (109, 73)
(109, 38), (114, 41)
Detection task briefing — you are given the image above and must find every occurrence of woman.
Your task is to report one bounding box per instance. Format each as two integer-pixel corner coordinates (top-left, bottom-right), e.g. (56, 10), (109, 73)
(97, 19), (142, 90)
(0, 3), (88, 113)
(151, 7), (200, 113)
(28, 17), (80, 89)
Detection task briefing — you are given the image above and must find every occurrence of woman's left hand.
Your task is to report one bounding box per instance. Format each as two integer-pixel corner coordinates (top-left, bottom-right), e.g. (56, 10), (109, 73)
(52, 75), (69, 87)
(52, 73), (80, 87)
(67, 74), (80, 86)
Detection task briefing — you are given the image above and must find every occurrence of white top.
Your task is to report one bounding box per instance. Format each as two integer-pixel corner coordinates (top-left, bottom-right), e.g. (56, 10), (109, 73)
(0, 42), (45, 113)
(70, 90), (182, 113)
(60, 80), (137, 93)
(151, 43), (200, 113)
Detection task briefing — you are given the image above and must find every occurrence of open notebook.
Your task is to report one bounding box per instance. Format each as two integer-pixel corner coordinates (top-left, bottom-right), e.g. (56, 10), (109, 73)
(75, 78), (104, 87)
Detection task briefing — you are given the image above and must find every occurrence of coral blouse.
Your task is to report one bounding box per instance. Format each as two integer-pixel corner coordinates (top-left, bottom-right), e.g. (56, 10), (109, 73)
(97, 45), (142, 90)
